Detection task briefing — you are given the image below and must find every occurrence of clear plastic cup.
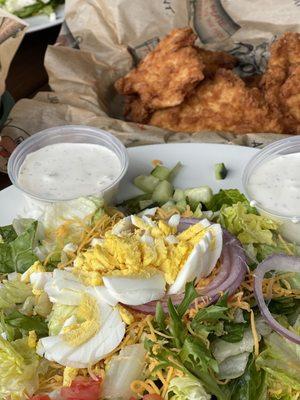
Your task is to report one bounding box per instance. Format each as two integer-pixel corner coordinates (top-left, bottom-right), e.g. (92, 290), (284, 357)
(243, 136), (300, 244)
(8, 125), (129, 208)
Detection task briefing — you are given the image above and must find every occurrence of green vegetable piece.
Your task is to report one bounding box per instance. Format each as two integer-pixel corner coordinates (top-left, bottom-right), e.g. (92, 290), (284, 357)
(176, 199), (187, 213)
(0, 280), (32, 309)
(229, 354), (267, 400)
(139, 199), (154, 210)
(168, 376), (210, 400)
(152, 180), (174, 204)
(133, 175), (159, 193)
(207, 189), (248, 212)
(0, 225), (17, 243)
(155, 302), (166, 332)
(168, 162), (183, 182)
(162, 200), (176, 210)
(185, 186), (213, 204)
(0, 336), (40, 399)
(151, 165), (170, 181)
(5, 311), (48, 336)
(193, 204), (203, 218)
(214, 163), (228, 180)
(118, 193), (152, 214)
(173, 188), (185, 202)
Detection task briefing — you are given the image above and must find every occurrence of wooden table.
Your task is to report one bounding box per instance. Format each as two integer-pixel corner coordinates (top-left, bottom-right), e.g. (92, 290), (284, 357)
(0, 24), (61, 191)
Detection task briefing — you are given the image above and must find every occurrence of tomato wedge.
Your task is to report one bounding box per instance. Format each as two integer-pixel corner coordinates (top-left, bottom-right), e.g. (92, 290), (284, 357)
(142, 395), (163, 400)
(61, 377), (102, 400)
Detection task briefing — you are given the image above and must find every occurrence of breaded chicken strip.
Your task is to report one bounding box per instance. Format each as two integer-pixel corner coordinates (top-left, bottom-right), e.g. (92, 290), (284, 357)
(196, 48), (237, 78)
(261, 32), (300, 134)
(123, 47), (238, 124)
(149, 69), (282, 134)
(115, 28), (205, 110)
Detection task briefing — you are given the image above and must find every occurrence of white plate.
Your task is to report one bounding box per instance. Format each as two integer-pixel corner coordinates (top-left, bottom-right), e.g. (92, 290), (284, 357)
(24, 4), (64, 33)
(0, 143), (259, 226)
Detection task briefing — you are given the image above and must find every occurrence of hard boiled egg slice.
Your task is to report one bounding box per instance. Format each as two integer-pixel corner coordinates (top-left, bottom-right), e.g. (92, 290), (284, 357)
(44, 270), (86, 305)
(167, 222), (223, 295)
(38, 291), (125, 368)
(103, 273), (166, 306)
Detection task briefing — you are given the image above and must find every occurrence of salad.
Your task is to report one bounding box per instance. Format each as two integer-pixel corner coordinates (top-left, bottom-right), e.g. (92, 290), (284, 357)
(0, 0), (64, 19)
(0, 161), (299, 400)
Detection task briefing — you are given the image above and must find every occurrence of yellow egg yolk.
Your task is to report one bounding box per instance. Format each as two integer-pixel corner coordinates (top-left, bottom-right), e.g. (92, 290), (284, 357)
(73, 218), (209, 285)
(61, 293), (100, 347)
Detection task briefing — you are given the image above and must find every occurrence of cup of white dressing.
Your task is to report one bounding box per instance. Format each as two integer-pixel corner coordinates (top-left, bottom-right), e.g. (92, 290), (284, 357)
(8, 125), (129, 210)
(243, 136), (300, 244)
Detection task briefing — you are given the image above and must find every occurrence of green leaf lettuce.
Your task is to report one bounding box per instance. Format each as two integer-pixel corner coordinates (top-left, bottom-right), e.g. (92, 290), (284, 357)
(0, 336), (39, 399)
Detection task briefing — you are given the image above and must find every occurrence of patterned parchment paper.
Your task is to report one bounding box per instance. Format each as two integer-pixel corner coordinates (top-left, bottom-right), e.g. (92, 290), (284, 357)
(0, 10), (26, 171)
(1, 0), (300, 173)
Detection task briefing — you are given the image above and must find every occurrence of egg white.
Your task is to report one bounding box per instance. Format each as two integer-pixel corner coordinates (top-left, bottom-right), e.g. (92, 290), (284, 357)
(38, 298), (125, 368)
(167, 222), (223, 295)
(102, 273), (166, 306)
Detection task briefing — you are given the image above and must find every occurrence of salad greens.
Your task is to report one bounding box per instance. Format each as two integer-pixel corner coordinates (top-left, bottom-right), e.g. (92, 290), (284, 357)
(0, 279), (32, 309)
(0, 336), (40, 399)
(0, 160), (299, 400)
(0, 0), (64, 18)
(168, 376), (210, 400)
(0, 221), (38, 274)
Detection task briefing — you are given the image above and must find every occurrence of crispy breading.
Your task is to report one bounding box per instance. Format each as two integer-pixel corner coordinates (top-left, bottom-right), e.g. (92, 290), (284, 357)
(123, 95), (150, 124)
(149, 69), (282, 134)
(243, 74), (263, 88)
(115, 28), (205, 110)
(122, 47), (238, 124)
(196, 48), (238, 77)
(261, 32), (300, 134)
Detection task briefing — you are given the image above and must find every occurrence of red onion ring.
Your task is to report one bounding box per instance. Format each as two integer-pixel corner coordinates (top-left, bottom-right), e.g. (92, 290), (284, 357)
(131, 229), (247, 314)
(253, 254), (300, 345)
(177, 218), (201, 233)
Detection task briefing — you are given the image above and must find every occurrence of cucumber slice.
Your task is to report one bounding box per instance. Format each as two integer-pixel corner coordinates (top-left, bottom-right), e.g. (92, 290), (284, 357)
(162, 200), (176, 210)
(185, 186), (213, 204)
(139, 199), (154, 210)
(151, 165), (170, 181)
(193, 204), (203, 218)
(152, 180), (174, 204)
(215, 163), (228, 180)
(173, 188), (185, 202)
(134, 175), (159, 193)
(119, 193), (152, 213)
(176, 199), (187, 213)
(168, 162), (183, 182)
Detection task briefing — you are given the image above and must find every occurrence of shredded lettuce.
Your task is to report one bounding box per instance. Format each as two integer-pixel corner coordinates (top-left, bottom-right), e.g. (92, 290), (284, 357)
(256, 331), (300, 399)
(207, 189), (249, 212)
(0, 225), (17, 243)
(34, 197), (104, 267)
(168, 376), (210, 400)
(229, 354), (267, 400)
(47, 303), (77, 336)
(0, 220), (39, 274)
(0, 279), (32, 309)
(102, 344), (146, 399)
(0, 336), (40, 399)
(1, 0), (64, 18)
(218, 202), (296, 263)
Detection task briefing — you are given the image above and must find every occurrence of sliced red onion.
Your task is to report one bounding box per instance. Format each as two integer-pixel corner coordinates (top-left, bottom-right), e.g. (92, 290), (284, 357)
(253, 254), (300, 345)
(177, 218), (201, 232)
(131, 229), (247, 314)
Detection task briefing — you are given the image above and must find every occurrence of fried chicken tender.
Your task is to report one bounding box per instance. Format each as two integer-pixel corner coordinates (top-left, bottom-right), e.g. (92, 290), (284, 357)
(196, 48), (237, 77)
(115, 28), (205, 110)
(122, 47), (238, 124)
(149, 69), (282, 134)
(262, 32), (300, 134)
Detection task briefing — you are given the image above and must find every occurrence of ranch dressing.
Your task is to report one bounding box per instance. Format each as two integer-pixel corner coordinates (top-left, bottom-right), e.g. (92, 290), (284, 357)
(247, 153), (300, 217)
(18, 143), (122, 200)
(246, 153), (300, 244)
